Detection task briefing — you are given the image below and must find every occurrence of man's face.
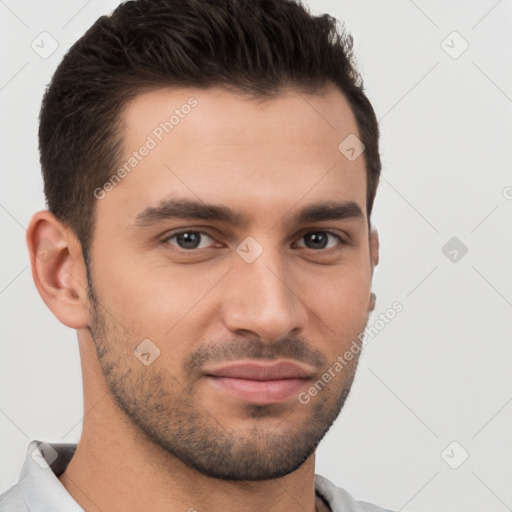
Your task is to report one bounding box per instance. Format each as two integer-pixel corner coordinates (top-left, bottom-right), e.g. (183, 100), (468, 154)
(85, 85), (377, 480)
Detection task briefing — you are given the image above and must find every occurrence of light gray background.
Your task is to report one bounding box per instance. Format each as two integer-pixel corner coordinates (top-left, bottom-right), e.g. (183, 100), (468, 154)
(1, 1), (511, 511)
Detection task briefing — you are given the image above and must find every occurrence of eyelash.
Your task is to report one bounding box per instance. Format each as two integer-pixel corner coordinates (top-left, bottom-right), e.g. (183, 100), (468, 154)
(161, 229), (347, 254)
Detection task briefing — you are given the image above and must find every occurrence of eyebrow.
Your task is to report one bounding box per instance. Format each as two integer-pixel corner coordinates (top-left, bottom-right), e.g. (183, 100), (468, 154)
(133, 197), (364, 228)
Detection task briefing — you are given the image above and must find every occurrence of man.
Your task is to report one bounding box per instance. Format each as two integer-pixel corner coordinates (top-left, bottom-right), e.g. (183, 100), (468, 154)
(0, 0), (394, 510)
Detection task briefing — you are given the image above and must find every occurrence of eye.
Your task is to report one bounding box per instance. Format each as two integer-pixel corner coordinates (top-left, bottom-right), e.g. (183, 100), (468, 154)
(161, 229), (347, 254)
(163, 230), (217, 251)
(294, 230), (344, 251)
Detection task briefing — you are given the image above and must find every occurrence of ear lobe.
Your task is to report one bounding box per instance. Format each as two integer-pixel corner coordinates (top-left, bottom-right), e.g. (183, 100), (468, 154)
(367, 227), (379, 313)
(369, 227), (379, 269)
(368, 292), (376, 312)
(26, 210), (90, 330)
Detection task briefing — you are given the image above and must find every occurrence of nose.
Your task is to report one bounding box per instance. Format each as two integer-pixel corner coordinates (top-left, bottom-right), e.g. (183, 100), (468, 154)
(220, 243), (308, 343)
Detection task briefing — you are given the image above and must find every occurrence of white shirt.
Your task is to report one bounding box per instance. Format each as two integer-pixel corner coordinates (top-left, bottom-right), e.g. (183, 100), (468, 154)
(0, 440), (396, 512)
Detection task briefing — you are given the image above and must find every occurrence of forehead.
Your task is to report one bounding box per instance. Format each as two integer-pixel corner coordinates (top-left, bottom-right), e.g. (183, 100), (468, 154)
(98, 85), (367, 228)
(122, 85), (360, 153)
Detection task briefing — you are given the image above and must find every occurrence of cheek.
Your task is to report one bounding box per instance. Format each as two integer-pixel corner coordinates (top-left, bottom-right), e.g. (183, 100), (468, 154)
(91, 249), (224, 341)
(303, 264), (372, 336)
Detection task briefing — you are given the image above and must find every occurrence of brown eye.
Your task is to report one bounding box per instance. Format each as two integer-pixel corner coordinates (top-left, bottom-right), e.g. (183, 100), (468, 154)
(163, 231), (215, 250)
(296, 231), (343, 250)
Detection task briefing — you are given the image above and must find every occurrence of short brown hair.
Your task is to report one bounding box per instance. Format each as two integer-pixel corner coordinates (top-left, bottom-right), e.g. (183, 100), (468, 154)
(39, 0), (381, 262)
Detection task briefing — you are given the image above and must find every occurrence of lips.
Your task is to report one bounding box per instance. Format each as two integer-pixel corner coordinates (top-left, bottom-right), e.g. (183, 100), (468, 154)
(203, 360), (313, 405)
(204, 360), (313, 380)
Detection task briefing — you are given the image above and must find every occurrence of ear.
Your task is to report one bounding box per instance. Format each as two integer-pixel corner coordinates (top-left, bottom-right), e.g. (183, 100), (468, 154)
(26, 210), (90, 329)
(368, 227), (379, 312)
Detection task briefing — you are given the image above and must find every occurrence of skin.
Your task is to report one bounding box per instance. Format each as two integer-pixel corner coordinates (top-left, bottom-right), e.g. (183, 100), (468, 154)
(26, 84), (379, 512)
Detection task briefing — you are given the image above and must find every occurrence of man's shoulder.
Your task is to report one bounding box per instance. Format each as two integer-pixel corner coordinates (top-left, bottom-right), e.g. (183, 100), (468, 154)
(0, 483), (28, 512)
(315, 474), (397, 512)
(0, 439), (77, 512)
